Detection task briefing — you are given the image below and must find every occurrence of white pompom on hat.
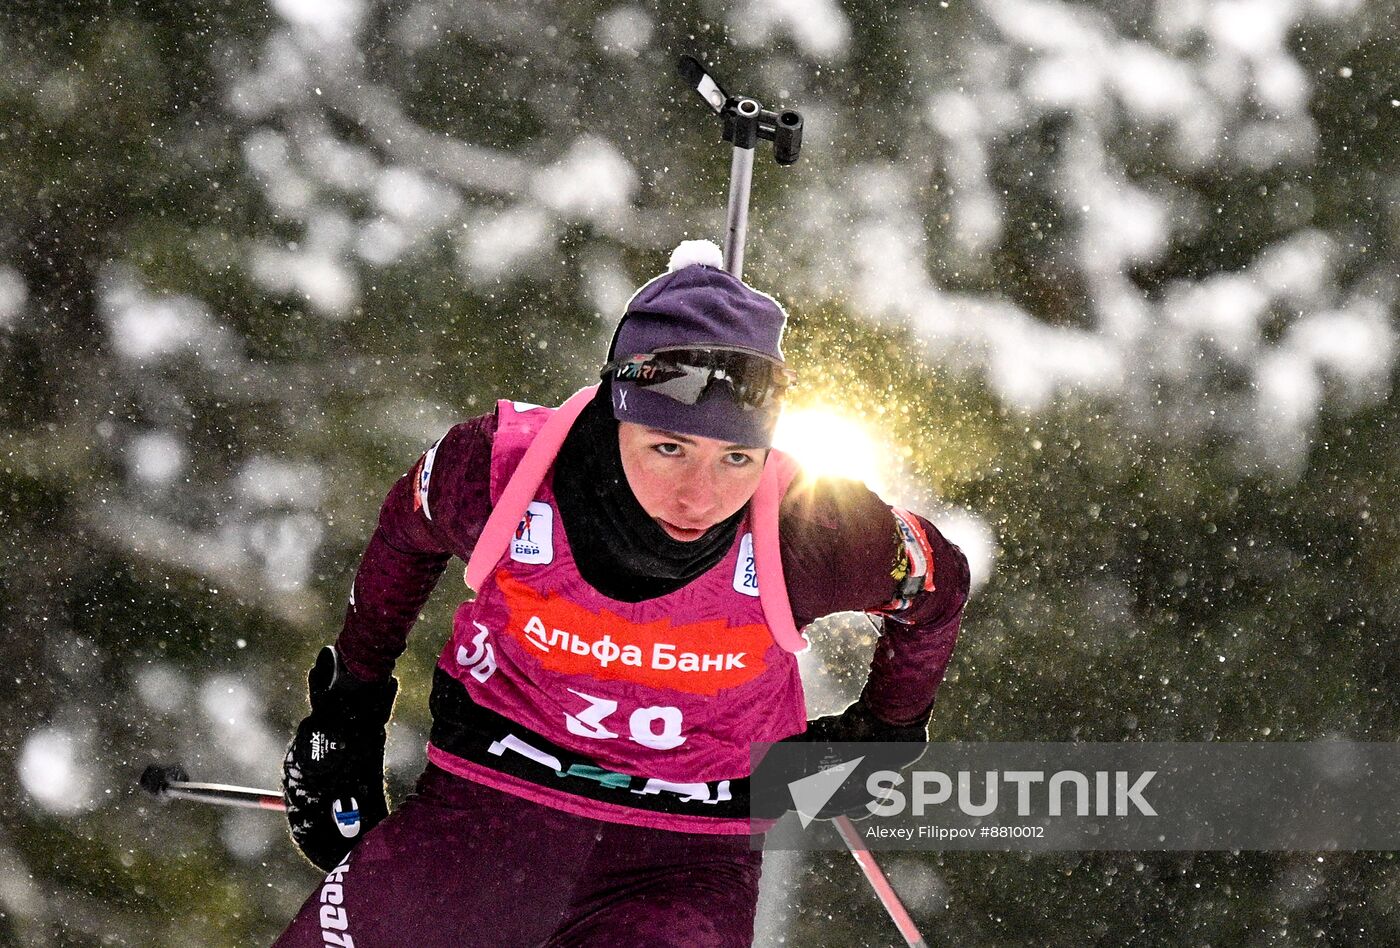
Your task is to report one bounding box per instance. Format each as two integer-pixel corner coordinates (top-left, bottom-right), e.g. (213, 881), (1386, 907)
(667, 238), (725, 272)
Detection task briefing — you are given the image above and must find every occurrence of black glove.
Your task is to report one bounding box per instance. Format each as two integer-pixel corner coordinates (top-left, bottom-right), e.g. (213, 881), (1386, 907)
(752, 699), (931, 823)
(283, 646), (398, 871)
(802, 699), (930, 757)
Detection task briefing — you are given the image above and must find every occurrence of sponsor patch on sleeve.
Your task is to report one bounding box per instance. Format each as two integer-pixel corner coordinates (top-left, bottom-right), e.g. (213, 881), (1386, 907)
(414, 436), (443, 521)
(880, 508), (936, 615)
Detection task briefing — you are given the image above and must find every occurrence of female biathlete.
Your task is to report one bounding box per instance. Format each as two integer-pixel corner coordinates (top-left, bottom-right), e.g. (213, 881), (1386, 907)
(274, 242), (969, 947)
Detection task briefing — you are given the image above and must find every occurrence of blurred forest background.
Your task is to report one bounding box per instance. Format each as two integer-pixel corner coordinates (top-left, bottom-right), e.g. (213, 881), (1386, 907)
(2, 0), (1397, 944)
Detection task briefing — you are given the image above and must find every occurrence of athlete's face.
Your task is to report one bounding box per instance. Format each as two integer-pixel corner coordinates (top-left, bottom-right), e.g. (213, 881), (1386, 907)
(617, 422), (767, 542)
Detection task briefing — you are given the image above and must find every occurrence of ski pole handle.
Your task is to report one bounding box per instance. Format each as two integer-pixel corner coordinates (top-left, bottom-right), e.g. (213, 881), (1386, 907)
(140, 764), (286, 812)
(676, 55), (804, 280)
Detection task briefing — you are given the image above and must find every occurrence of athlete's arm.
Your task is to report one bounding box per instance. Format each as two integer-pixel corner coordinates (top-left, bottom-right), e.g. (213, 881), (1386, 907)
(860, 509), (968, 725)
(335, 412), (499, 682)
(779, 475), (970, 726)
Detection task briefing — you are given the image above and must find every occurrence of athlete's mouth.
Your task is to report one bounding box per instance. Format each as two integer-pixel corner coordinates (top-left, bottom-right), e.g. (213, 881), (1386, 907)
(658, 518), (707, 540)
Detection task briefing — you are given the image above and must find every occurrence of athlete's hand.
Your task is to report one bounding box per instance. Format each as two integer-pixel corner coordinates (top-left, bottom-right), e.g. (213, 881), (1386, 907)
(751, 699), (930, 823)
(283, 646), (398, 871)
(802, 699), (930, 761)
(800, 699), (930, 819)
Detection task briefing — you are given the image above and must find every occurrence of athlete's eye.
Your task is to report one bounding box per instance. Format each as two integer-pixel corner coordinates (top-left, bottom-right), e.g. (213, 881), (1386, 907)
(725, 452), (756, 466)
(653, 442), (683, 457)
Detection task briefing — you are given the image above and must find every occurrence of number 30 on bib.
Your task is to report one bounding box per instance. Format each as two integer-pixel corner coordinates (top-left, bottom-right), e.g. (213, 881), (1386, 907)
(564, 690), (686, 750)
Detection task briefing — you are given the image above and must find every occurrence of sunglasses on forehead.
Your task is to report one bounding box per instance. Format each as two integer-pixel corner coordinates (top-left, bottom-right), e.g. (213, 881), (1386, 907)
(600, 346), (794, 410)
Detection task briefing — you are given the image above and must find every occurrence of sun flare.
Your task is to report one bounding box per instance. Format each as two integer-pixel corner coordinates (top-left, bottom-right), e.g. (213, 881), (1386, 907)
(773, 407), (888, 491)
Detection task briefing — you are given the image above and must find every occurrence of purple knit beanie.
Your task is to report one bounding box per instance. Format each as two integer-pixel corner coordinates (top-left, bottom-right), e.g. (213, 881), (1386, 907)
(607, 240), (789, 447)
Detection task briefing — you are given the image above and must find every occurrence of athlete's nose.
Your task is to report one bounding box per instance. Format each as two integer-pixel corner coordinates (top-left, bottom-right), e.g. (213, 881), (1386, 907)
(671, 465), (720, 526)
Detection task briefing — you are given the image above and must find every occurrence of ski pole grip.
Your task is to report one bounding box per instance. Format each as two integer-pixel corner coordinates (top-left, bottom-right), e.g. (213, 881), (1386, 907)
(140, 763), (190, 797)
(729, 97), (761, 149)
(774, 110), (803, 165)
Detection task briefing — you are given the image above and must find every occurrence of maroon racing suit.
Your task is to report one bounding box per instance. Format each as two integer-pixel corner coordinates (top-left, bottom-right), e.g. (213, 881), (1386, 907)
(274, 398), (969, 946)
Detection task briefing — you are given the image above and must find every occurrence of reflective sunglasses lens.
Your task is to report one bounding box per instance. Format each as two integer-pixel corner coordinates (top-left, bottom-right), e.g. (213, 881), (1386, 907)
(643, 362), (711, 404)
(605, 349), (790, 409)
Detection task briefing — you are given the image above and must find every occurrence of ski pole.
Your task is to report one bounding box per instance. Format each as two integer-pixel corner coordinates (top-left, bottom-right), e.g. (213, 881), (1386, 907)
(833, 815), (930, 948)
(725, 137), (755, 278)
(140, 764), (286, 811)
(680, 54), (926, 948)
(676, 55), (803, 280)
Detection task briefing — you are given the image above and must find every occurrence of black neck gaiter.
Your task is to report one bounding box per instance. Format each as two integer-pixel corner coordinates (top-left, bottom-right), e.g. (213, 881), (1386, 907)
(551, 389), (743, 602)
